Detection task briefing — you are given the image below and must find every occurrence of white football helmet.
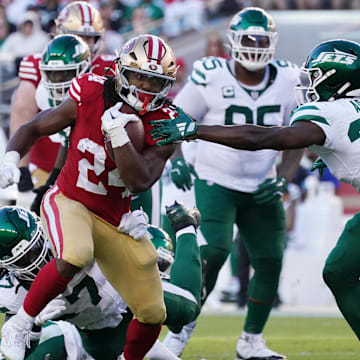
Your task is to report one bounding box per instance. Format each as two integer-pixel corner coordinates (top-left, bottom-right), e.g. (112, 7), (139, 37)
(227, 7), (278, 71)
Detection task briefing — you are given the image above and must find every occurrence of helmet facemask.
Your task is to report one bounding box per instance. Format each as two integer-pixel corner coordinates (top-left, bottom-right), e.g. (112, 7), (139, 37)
(227, 28), (278, 71)
(115, 35), (177, 114)
(117, 66), (175, 114)
(0, 220), (52, 282)
(40, 60), (89, 103)
(156, 246), (174, 280)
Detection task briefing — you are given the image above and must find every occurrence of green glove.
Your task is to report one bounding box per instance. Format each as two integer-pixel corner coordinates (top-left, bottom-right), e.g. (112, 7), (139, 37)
(253, 177), (287, 205)
(311, 157), (327, 177)
(170, 158), (199, 191)
(150, 107), (198, 146)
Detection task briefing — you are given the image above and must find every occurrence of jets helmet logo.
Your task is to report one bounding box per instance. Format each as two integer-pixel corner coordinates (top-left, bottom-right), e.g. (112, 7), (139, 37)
(313, 49), (357, 66)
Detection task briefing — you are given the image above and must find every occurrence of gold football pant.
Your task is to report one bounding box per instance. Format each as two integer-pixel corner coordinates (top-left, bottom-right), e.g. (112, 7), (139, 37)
(41, 185), (166, 325)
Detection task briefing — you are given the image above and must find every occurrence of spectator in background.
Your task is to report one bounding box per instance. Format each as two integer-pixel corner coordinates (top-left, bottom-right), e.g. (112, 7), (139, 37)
(205, 31), (230, 58)
(123, 0), (164, 33)
(0, 5), (16, 35)
(99, 0), (124, 54)
(163, 0), (204, 38)
(0, 11), (49, 72)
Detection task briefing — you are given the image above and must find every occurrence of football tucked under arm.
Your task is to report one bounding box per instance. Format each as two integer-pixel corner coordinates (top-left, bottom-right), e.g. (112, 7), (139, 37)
(102, 102), (145, 160)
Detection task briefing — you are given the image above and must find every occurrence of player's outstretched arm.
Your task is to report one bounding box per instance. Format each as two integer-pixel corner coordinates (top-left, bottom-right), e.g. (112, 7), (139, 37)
(151, 111), (326, 151)
(6, 98), (77, 159)
(194, 121), (325, 151)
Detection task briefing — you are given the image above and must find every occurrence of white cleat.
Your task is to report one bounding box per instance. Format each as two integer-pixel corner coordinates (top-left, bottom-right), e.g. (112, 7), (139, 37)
(162, 321), (196, 357)
(146, 339), (182, 360)
(0, 315), (37, 360)
(235, 335), (286, 360)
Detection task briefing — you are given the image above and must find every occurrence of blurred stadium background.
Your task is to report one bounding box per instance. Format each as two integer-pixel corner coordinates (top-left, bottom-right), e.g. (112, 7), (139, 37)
(1, 0), (360, 358)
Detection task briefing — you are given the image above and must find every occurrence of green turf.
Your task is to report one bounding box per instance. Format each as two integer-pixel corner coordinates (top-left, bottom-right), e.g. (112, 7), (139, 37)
(161, 314), (359, 360)
(1, 314), (358, 359)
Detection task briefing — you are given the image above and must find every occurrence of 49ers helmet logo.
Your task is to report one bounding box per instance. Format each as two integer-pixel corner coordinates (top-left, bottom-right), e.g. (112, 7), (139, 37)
(123, 39), (136, 54)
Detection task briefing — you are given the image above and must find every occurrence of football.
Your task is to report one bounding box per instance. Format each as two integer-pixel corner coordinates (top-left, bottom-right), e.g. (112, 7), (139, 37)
(105, 103), (145, 161)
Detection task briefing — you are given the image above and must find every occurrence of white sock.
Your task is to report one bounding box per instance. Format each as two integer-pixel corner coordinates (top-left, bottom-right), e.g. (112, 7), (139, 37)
(241, 331), (262, 341)
(17, 306), (35, 327)
(146, 340), (181, 360)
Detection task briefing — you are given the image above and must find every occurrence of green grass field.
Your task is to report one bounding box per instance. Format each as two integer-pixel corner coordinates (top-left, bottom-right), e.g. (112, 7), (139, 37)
(163, 314), (359, 360)
(1, 314), (358, 359)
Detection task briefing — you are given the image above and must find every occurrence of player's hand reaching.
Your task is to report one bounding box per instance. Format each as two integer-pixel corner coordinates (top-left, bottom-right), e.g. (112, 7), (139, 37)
(150, 107), (198, 146)
(311, 157), (327, 177)
(253, 177), (287, 204)
(35, 298), (67, 326)
(101, 102), (140, 148)
(170, 158), (198, 191)
(119, 209), (149, 240)
(0, 152), (21, 189)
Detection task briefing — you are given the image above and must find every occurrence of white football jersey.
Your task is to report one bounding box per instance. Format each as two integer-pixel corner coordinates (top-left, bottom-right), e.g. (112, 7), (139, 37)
(290, 98), (360, 191)
(35, 82), (70, 148)
(175, 57), (299, 192)
(54, 261), (128, 330)
(0, 262), (128, 331)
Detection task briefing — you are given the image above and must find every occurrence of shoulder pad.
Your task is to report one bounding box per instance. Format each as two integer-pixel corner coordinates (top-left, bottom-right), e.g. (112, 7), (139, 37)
(290, 103), (330, 126)
(272, 59), (300, 79)
(190, 57), (226, 86)
(68, 73), (106, 104)
(18, 53), (42, 86)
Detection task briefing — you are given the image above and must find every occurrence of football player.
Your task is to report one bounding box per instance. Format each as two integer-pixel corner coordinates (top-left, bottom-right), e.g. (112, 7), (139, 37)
(0, 202), (201, 360)
(11, 1), (115, 209)
(0, 34), (184, 360)
(150, 7), (302, 360)
(152, 38), (360, 343)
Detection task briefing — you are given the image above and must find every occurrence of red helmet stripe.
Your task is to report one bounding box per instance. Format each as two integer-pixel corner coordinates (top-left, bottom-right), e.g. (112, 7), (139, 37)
(148, 36), (154, 61)
(86, 3), (92, 25)
(157, 39), (163, 64)
(78, 3), (85, 24)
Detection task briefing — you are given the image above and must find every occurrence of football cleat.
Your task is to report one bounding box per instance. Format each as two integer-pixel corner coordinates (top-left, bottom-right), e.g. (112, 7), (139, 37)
(235, 335), (286, 360)
(0, 315), (37, 360)
(163, 321), (196, 356)
(165, 201), (201, 232)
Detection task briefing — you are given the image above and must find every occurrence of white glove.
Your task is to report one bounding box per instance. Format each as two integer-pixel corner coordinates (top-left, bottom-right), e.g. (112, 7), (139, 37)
(0, 151), (20, 189)
(101, 102), (140, 148)
(35, 298), (67, 326)
(119, 209), (149, 240)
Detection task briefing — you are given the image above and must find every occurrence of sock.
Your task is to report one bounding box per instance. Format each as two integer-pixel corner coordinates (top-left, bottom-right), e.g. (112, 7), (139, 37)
(23, 258), (73, 317)
(123, 319), (161, 360)
(241, 331), (262, 341)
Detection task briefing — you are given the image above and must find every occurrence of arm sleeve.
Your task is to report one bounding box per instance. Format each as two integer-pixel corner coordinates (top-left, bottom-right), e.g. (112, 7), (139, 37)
(174, 81), (208, 122)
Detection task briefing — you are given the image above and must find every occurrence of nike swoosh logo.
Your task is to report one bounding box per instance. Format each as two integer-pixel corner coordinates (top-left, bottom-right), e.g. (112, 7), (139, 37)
(110, 112), (116, 120)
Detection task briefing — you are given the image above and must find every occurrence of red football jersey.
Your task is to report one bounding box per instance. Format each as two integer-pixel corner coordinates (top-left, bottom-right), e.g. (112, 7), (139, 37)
(20, 53), (115, 173)
(18, 54), (42, 88)
(57, 73), (175, 226)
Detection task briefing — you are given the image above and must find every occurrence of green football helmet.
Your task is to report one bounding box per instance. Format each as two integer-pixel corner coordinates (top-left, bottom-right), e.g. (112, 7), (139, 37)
(147, 225), (174, 279)
(296, 39), (360, 105)
(0, 206), (52, 281)
(227, 7), (278, 71)
(40, 34), (91, 102)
